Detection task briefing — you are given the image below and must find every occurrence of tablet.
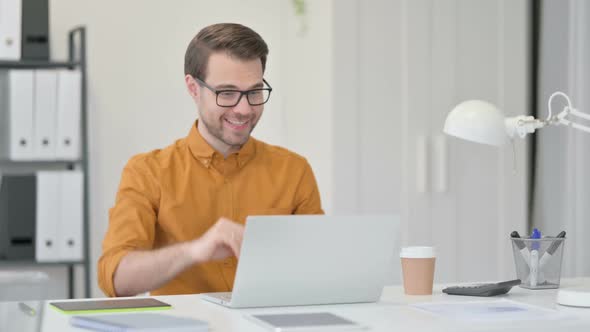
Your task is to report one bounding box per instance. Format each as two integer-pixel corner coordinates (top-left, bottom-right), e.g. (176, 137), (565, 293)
(50, 298), (171, 314)
(246, 312), (367, 331)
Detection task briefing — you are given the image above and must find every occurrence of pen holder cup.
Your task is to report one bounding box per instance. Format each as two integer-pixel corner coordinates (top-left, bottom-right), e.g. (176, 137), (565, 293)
(510, 237), (565, 289)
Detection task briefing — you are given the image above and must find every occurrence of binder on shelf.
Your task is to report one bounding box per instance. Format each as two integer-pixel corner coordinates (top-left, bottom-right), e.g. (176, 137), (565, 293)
(33, 69), (57, 160)
(0, 174), (36, 260)
(58, 171), (83, 261)
(0, 69), (34, 160)
(35, 171), (84, 262)
(0, 0), (22, 60)
(55, 70), (81, 160)
(35, 171), (60, 262)
(21, 0), (50, 60)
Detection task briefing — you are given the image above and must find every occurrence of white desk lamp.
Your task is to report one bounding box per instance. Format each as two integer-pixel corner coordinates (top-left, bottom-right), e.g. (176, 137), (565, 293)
(443, 91), (590, 308)
(444, 92), (590, 146)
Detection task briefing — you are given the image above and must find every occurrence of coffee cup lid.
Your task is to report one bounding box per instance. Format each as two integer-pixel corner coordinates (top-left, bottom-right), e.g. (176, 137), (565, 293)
(400, 246), (436, 258)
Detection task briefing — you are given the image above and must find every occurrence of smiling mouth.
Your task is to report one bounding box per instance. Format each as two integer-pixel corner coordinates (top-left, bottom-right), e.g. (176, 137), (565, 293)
(223, 117), (250, 130)
(224, 118), (247, 125)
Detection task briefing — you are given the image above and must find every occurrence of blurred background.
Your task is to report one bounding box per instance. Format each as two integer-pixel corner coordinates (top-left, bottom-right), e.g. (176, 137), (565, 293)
(1, 0), (589, 299)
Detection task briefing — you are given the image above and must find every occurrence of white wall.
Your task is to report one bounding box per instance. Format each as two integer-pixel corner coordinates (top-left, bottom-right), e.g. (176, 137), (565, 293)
(534, 0), (590, 278)
(279, 1), (334, 214)
(332, 0), (530, 283)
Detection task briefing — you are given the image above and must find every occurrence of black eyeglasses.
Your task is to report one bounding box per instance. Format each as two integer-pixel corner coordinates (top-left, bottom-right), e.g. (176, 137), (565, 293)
(193, 77), (273, 107)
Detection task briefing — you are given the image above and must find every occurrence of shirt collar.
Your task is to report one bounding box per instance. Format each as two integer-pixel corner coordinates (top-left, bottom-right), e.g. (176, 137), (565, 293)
(187, 120), (257, 168)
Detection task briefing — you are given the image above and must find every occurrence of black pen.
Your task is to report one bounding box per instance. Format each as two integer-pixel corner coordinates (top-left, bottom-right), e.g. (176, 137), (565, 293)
(511, 231), (531, 263)
(539, 231), (566, 268)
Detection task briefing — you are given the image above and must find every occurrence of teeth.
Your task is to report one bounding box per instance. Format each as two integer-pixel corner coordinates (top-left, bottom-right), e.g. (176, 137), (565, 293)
(225, 118), (247, 125)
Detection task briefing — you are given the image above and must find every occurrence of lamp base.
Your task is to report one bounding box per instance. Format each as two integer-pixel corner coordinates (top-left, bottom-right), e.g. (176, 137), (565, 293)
(557, 287), (590, 308)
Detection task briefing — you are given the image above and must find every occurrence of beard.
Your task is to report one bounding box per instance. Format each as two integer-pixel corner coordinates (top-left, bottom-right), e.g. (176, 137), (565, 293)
(199, 111), (257, 148)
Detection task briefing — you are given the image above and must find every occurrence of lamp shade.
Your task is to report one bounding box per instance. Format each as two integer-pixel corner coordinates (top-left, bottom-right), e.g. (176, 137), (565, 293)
(443, 100), (507, 146)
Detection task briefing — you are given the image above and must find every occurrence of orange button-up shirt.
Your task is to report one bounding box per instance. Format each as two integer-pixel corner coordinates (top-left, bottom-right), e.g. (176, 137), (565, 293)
(98, 121), (323, 297)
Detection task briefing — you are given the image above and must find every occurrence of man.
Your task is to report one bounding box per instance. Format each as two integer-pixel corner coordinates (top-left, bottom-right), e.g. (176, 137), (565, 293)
(98, 23), (323, 297)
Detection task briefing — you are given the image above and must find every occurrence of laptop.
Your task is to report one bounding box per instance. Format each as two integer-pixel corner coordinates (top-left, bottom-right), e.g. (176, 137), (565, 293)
(201, 215), (398, 308)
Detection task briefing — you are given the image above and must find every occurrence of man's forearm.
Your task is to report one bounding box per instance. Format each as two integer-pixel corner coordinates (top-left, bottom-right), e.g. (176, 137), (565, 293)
(113, 242), (195, 297)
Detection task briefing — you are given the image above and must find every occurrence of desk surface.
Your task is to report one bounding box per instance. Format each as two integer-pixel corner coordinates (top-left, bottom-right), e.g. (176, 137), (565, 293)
(3, 278), (590, 331)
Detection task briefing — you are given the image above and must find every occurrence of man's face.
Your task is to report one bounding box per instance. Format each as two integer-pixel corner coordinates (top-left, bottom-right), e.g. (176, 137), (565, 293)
(187, 52), (265, 152)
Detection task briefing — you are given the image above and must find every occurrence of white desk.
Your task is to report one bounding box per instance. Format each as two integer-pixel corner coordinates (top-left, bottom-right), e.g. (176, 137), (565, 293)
(3, 278), (590, 331)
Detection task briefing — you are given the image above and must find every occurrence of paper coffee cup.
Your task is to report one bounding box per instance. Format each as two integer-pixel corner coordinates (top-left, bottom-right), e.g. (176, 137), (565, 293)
(400, 246), (436, 295)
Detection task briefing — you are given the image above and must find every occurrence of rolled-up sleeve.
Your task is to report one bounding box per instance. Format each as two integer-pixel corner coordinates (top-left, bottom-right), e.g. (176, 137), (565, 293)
(98, 156), (160, 297)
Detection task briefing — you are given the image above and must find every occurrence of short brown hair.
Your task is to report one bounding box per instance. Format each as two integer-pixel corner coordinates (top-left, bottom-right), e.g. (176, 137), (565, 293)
(184, 23), (269, 80)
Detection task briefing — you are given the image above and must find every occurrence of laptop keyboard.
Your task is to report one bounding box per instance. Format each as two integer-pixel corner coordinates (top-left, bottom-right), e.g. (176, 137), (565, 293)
(210, 292), (232, 302)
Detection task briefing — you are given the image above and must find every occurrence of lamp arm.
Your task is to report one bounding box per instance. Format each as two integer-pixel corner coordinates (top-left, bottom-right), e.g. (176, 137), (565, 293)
(568, 107), (590, 121)
(555, 107), (590, 133)
(546, 91), (574, 121)
(544, 91), (590, 133)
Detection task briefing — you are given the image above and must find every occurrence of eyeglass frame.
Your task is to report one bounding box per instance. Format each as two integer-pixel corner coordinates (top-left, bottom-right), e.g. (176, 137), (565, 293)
(192, 76), (273, 107)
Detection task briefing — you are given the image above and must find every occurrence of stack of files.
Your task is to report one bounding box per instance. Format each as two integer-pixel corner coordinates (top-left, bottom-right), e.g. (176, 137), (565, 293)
(70, 313), (209, 332)
(0, 69), (81, 161)
(35, 170), (83, 262)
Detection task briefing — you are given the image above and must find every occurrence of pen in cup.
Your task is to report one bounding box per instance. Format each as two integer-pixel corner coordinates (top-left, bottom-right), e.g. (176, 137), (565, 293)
(511, 231), (530, 266)
(529, 228), (541, 287)
(538, 231), (566, 269)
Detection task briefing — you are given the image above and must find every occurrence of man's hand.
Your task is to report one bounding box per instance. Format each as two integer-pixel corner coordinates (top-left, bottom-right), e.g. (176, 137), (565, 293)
(113, 217), (244, 296)
(187, 217), (245, 263)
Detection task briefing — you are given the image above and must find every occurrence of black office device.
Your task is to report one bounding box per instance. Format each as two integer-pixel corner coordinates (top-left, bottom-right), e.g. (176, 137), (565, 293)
(442, 279), (521, 297)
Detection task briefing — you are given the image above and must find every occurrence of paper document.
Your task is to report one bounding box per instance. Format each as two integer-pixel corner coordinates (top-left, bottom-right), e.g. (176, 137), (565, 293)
(411, 299), (566, 322)
(70, 313), (208, 332)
